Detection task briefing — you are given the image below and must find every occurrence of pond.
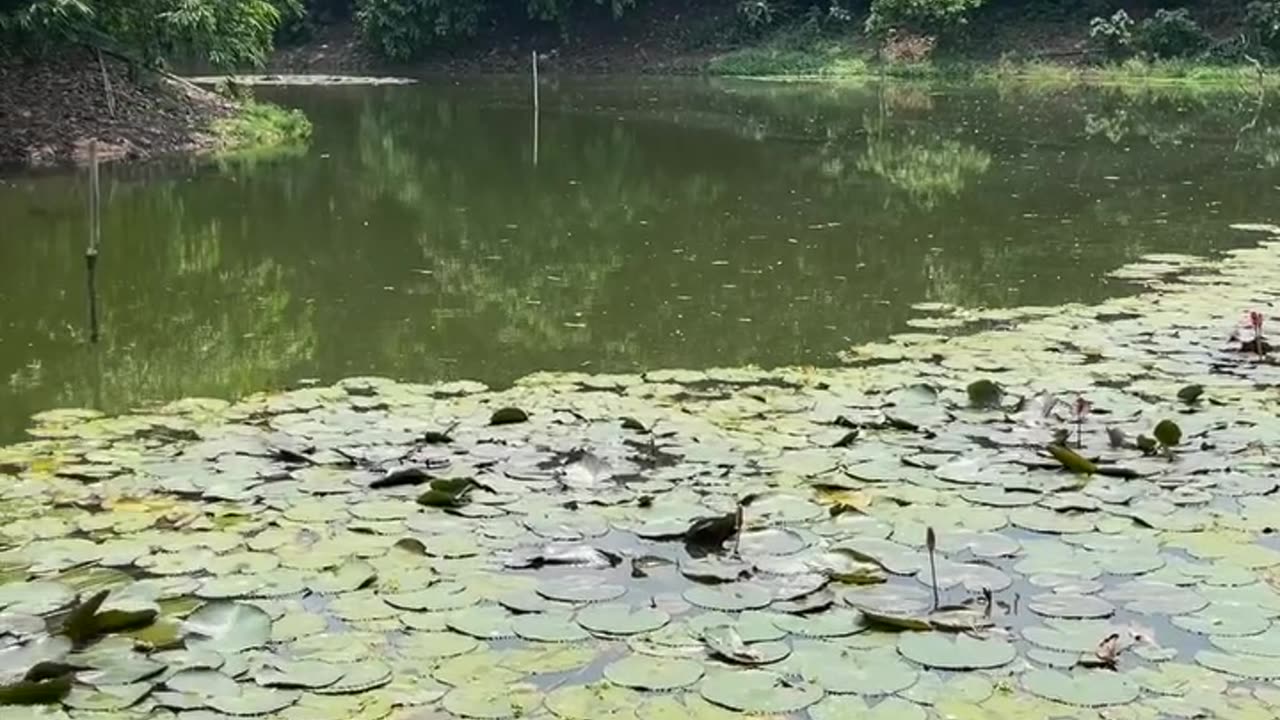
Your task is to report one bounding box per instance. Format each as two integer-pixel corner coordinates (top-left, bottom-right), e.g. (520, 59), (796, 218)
(1, 77), (1278, 442)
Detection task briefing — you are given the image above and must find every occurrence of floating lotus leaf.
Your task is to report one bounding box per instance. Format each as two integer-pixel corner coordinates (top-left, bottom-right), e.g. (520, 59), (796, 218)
(79, 654), (165, 686)
(1008, 507), (1094, 534)
(702, 626), (791, 665)
(399, 631), (479, 659)
(546, 681), (642, 719)
(383, 583), (479, 612)
(328, 591), (397, 621)
(61, 682), (152, 711)
(0, 583), (75, 616)
(1210, 626), (1280, 656)
(699, 669), (823, 714)
(636, 693), (747, 720)
(442, 681), (541, 719)
(738, 528), (809, 556)
(811, 696), (928, 720)
(897, 632), (1016, 670)
(842, 583), (932, 614)
(1023, 619), (1123, 653)
(205, 685), (301, 715)
(928, 560), (1013, 592)
(1022, 669), (1138, 707)
(254, 660), (344, 689)
(306, 561), (376, 595)
(165, 669), (239, 697)
(772, 608), (866, 638)
(690, 610), (787, 643)
(798, 646), (918, 694)
(271, 612), (327, 642)
(1028, 593), (1115, 619)
(1172, 604), (1271, 636)
(678, 556), (752, 583)
(513, 612), (590, 643)
(311, 661), (392, 694)
(603, 655), (704, 691)
(900, 671), (994, 706)
(576, 603), (670, 636)
(683, 584), (773, 612)
(446, 606), (514, 639)
(183, 602), (271, 653)
(1193, 650), (1280, 679)
(1103, 581), (1208, 615)
(0, 636), (71, 682)
(195, 576), (265, 600)
(834, 538), (925, 575)
(501, 645), (596, 674)
(537, 577), (626, 604)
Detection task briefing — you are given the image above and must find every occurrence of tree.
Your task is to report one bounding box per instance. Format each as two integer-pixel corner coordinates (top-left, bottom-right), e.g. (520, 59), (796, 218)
(1, 0), (293, 68)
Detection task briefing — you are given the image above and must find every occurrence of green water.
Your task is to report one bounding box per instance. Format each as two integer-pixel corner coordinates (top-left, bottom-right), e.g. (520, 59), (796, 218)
(1, 78), (1277, 440)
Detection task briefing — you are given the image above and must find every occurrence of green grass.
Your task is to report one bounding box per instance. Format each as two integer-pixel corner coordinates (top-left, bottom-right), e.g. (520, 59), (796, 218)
(708, 39), (1280, 89)
(212, 100), (313, 157)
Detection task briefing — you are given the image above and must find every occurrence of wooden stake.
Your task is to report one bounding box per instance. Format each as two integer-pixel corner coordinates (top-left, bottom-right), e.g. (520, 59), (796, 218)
(86, 140), (101, 343)
(925, 527), (939, 611)
(532, 51), (540, 167)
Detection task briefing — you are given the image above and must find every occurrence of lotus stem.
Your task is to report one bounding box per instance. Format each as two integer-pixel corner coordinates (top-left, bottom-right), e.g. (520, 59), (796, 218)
(925, 527), (939, 611)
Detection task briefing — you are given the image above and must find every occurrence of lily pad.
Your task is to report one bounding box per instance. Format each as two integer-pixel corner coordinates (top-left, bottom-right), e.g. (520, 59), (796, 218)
(537, 577), (626, 604)
(603, 655), (704, 690)
(183, 602), (271, 653)
(577, 604), (670, 636)
(1028, 593), (1116, 619)
(1194, 649), (1280, 679)
(546, 682), (642, 719)
(513, 613), (591, 643)
(810, 696), (928, 720)
(683, 584), (773, 612)
(699, 669), (823, 714)
(442, 682), (542, 719)
(897, 632), (1016, 670)
(1021, 668), (1138, 707)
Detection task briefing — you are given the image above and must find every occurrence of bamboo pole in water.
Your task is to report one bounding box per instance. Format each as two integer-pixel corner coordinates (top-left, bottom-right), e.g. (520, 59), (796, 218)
(532, 51), (540, 167)
(86, 140), (101, 343)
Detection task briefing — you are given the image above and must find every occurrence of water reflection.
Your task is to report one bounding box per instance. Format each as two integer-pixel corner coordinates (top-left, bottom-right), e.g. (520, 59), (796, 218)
(1, 78), (1278, 439)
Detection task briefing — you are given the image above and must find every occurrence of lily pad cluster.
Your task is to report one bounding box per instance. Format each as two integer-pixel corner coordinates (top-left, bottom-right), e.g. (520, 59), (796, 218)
(1, 236), (1280, 719)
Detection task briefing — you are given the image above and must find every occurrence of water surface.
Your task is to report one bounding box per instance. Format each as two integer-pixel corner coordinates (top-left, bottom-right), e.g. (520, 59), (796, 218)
(2, 77), (1277, 440)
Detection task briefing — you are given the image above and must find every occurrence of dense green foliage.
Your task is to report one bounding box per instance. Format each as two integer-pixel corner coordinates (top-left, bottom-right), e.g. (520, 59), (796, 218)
(352, 0), (643, 60)
(0, 0), (292, 67)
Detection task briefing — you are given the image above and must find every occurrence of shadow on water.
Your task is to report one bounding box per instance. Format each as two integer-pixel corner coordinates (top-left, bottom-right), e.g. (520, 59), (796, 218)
(2, 77), (1279, 440)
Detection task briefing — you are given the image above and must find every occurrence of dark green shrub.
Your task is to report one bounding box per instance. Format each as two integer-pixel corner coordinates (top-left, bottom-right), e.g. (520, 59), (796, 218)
(865, 0), (989, 38)
(1133, 8), (1209, 59)
(354, 0), (487, 61)
(1246, 0), (1280, 56)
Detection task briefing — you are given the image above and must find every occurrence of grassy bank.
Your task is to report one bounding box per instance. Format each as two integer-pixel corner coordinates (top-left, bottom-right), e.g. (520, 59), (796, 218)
(709, 42), (1278, 88)
(211, 99), (313, 158)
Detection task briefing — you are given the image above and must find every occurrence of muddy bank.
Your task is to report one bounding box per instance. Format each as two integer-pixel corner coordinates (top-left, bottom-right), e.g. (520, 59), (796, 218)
(0, 51), (235, 169)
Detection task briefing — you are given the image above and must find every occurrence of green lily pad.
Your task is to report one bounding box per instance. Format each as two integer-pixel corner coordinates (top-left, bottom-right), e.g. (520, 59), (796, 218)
(1172, 604), (1271, 636)
(546, 681), (642, 719)
(577, 604), (670, 636)
(772, 608), (867, 638)
(897, 632), (1016, 670)
(502, 645), (597, 674)
(165, 669), (239, 697)
(1194, 650), (1280, 679)
(1023, 619), (1123, 653)
(0, 583), (75, 616)
(513, 613), (591, 643)
(254, 660), (345, 689)
(442, 682), (542, 719)
(306, 561), (376, 595)
(899, 672), (994, 706)
(61, 683), (152, 711)
(537, 577), (626, 604)
(1028, 593), (1116, 619)
(312, 661), (392, 694)
(447, 606), (515, 639)
(1021, 669), (1138, 707)
(699, 669), (823, 714)
(702, 626), (791, 665)
(810, 696), (928, 720)
(799, 647), (918, 694)
(328, 591), (397, 621)
(683, 584), (773, 612)
(603, 655), (704, 691)
(205, 685), (301, 715)
(183, 602), (271, 653)
(400, 631), (480, 659)
(1210, 626), (1280, 656)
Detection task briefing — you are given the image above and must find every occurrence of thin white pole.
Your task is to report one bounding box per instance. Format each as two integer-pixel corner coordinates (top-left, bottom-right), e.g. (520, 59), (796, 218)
(532, 51), (540, 167)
